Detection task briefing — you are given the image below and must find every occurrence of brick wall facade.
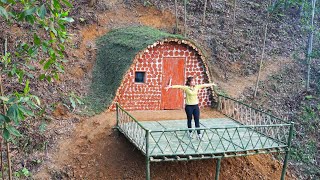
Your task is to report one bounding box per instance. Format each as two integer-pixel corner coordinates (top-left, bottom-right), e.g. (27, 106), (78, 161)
(110, 42), (213, 111)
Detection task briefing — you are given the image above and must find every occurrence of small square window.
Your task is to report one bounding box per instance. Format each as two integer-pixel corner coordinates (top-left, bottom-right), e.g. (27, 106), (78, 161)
(135, 72), (146, 83)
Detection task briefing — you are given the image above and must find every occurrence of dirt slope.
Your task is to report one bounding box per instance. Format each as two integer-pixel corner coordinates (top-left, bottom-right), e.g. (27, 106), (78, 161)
(218, 57), (293, 98)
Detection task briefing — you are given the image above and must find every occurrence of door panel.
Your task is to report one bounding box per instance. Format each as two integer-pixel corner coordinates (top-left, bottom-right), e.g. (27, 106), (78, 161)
(161, 58), (185, 109)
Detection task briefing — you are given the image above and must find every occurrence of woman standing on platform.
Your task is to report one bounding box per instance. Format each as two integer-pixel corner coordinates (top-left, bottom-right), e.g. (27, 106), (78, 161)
(165, 76), (217, 139)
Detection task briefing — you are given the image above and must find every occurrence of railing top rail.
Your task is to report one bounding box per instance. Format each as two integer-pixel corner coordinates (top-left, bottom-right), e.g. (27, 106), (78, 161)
(150, 123), (293, 133)
(218, 94), (291, 124)
(116, 103), (148, 131)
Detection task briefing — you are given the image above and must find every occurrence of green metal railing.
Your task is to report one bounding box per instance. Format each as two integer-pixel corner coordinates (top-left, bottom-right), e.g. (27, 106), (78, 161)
(217, 94), (290, 124)
(217, 94), (294, 180)
(217, 95), (292, 145)
(115, 97), (294, 180)
(116, 103), (147, 153)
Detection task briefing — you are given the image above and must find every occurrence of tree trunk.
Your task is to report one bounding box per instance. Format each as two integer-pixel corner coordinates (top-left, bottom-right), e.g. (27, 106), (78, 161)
(5, 37), (11, 180)
(232, 0), (237, 35)
(0, 139), (2, 180)
(253, 1), (272, 98)
(306, 0), (316, 91)
(0, 39), (5, 180)
(184, 0), (187, 37)
(253, 22), (268, 98)
(1, 37), (11, 180)
(5, 141), (11, 180)
(175, 0), (178, 33)
(202, 0), (208, 25)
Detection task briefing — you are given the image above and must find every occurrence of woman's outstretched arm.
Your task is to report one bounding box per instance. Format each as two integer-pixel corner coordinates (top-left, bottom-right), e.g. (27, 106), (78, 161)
(165, 85), (187, 90)
(165, 78), (188, 90)
(198, 83), (217, 88)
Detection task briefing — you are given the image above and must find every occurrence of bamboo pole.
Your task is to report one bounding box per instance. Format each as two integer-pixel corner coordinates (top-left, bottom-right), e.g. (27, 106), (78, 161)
(4, 37), (12, 180)
(254, 1), (271, 98)
(5, 141), (11, 180)
(175, 0), (178, 33)
(1, 37), (12, 180)
(306, 0), (316, 91)
(184, 0), (187, 37)
(253, 23), (267, 98)
(232, 0), (237, 35)
(0, 38), (6, 180)
(202, 0), (208, 25)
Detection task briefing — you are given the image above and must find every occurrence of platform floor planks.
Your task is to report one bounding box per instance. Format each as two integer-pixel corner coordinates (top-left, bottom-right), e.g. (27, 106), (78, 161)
(130, 118), (287, 157)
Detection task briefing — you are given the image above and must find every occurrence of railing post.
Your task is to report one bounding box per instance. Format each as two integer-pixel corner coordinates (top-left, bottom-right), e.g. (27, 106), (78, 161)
(115, 103), (121, 137)
(281, 122), (294, 180)
(217, 95), (221, 111)
(215, 158), (222, 180)
(146, 130), (150, 180)
(116, 103), (119, 128)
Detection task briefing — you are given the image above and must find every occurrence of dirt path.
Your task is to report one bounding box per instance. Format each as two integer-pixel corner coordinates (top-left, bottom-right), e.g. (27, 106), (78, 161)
(218, 57), (293, 98)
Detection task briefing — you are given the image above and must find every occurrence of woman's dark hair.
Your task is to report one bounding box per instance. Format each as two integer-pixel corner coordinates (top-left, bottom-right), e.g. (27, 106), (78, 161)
(185, 77), (194, 86)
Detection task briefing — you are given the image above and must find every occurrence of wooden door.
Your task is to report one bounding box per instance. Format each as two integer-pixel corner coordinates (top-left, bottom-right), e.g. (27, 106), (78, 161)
(161, 58), (185, 109)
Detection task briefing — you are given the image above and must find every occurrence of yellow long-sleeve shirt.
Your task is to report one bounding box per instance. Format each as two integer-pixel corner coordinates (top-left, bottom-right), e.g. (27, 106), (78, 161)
(171, 83), (215, 105)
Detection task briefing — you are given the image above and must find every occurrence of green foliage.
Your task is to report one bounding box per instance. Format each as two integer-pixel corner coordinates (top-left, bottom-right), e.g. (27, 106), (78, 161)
(305, 95), (313, 100)
(87, 26), (190, 113)
(291, 102), (320, 176)
(65, 92), (84, 112)
(0, 92), (40, 140)
(143, 1), (152, 7)
(39, 121), (47, 133)
(301, 105), (318, 122)
(0, 0), (73, 143)
(13, 167), (31, 178)
(291, 139), (317, 163)
(268, 0), (320, 49)
(0, 0), (73, 83)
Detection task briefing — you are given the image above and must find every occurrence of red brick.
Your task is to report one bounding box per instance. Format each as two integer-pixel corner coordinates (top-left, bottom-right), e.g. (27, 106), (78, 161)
(110, 42), (211, 111)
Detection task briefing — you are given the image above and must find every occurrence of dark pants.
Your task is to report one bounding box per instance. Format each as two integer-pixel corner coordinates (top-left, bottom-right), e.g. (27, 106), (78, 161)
(185, 104), (200, 134)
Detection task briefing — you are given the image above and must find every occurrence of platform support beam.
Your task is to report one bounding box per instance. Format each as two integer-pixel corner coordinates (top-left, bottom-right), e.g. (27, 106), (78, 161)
(215, 158), (222, 180)
(146, 158), (150, 180)
(146, 130), (150, 180)
(281, 122), (294, 180)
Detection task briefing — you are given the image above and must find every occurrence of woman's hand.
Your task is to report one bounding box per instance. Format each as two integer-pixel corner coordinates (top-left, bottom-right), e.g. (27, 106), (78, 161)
(165, 78), (172, 91)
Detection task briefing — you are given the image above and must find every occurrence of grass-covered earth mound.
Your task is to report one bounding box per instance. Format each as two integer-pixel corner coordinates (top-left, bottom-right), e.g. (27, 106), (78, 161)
(87, 26), (190, 113)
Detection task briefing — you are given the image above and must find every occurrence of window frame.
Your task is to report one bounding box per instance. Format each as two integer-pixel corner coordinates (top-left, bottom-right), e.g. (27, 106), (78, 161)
(134, 71), (146, 84)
